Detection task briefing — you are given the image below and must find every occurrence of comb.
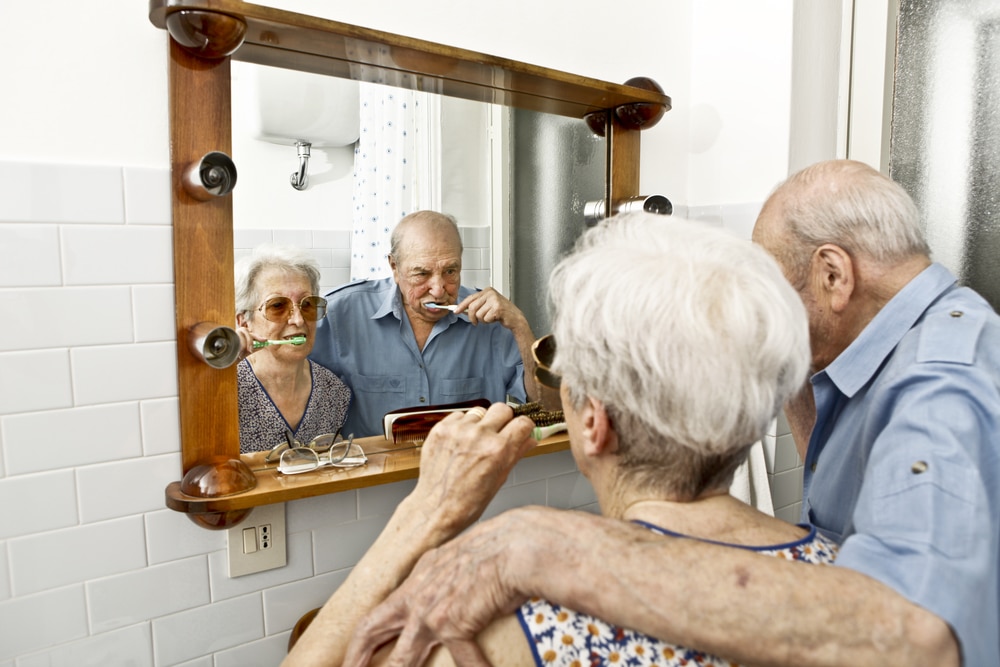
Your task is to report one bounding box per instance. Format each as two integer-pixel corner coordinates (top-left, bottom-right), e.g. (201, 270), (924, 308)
(385, 398), (491, 443)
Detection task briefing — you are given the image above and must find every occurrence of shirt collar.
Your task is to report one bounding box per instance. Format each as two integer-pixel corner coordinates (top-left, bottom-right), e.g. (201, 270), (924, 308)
(822, 263), (956, 397)
(371, 285), (399, 320)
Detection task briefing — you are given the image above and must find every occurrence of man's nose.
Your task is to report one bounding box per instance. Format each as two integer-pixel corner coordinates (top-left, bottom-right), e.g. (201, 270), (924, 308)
(427, 274), (447, 295)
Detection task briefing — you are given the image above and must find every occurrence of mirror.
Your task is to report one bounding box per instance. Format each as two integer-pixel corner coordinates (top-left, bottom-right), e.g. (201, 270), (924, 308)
(149, 0), (669, 523)
(231, 64), (503, 295)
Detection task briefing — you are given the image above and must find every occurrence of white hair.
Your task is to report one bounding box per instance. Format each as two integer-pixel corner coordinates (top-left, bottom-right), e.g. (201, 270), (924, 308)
(234, 243), (322, 320)
(774, 159), (930, 281)
(548, 213), (810, 497)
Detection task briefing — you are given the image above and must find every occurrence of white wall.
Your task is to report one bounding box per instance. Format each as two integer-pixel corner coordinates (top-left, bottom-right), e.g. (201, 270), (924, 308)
(0, 1), (810, 664)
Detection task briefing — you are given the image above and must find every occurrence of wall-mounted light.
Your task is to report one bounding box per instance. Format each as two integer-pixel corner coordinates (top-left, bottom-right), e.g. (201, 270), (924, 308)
(584, 194), (673, 227)
(182, 151), (238, 200)
(187, 322), (242, 369)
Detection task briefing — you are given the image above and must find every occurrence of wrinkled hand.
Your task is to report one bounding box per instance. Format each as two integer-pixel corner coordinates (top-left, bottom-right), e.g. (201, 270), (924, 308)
(234, 326), (262, 359)
(407, 403), (536, 540)
(342, 507), (556, 667)
(456, 287), (529, 331)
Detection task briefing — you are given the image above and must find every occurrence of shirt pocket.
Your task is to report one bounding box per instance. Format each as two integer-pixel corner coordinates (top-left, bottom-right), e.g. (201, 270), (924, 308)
(352, 373), (406, 394)
(867, 450), (981, 558)
(440, 376), (485, 400)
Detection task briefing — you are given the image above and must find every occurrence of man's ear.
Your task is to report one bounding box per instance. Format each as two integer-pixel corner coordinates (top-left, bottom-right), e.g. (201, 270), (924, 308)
(580, 397), (616, 457)
(813, 243), (855, 313)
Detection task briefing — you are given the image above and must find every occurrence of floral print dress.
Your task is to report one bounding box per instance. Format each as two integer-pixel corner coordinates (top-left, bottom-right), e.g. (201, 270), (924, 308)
(517, 522), (839, 666)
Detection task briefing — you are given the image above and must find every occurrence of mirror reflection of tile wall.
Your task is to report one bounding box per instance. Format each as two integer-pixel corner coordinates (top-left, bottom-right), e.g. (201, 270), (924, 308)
(233, 225), (492, 297)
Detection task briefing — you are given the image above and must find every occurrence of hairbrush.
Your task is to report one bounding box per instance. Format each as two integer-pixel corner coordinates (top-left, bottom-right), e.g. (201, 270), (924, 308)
(511, 402), (564, 426)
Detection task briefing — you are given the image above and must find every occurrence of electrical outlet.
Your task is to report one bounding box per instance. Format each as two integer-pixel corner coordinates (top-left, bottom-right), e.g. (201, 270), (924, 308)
(227, 502), (287, 577)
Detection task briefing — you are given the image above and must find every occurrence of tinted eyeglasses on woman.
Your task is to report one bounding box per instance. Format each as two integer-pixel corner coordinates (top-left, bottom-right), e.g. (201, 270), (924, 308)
(531, 334), (561, 389)
(258, 295), (327, 322)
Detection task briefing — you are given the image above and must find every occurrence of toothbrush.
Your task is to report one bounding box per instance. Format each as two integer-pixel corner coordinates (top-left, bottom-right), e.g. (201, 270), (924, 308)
(253, 335), (307, 349)
(532, 422), (567, 440)
(425, 303), (459, 312)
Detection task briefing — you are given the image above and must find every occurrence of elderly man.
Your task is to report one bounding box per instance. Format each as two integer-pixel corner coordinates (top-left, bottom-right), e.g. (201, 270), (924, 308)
(310, 210), (538, 437)
(343, 160), (1000, 666)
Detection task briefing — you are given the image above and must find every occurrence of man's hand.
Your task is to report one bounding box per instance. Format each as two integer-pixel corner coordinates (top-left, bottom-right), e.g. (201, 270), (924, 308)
(456, 288), (542, 403)
(455, 287), (528, 330)
(342, 508), (549, 667)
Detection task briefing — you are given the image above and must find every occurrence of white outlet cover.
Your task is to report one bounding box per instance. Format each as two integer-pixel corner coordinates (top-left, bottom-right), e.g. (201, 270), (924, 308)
(226, 502), (288, 577)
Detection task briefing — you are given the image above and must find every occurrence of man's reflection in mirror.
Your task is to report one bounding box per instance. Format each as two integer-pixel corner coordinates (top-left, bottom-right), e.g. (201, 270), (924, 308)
(235, 244), (352, 453)
(310, 211), (539, 437)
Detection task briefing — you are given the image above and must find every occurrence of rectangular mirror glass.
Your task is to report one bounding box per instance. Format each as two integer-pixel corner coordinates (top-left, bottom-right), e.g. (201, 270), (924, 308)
(229, 61), (607, 458)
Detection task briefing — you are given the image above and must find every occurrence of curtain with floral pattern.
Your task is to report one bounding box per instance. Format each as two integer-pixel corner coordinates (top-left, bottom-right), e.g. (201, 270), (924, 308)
(350, 83), (441, 280)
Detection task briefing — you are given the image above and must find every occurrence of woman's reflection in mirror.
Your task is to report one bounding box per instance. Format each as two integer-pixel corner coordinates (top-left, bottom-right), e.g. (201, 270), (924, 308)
(235, 244), (352, 453)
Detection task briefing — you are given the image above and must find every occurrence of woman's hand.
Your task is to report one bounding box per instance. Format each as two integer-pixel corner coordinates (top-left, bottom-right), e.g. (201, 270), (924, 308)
(406, 403), (537, 542)
(234, 326), (261, 359)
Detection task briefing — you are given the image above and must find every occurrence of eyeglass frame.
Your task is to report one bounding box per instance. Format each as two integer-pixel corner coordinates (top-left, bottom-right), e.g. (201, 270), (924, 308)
(531, 334), (561, 389)
(265, 431), (351, 463)
(272, 433), (367, 475)
(256, 295), (328, 323)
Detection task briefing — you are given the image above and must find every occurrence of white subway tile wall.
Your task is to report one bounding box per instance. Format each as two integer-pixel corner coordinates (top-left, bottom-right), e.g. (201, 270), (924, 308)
(234, 223), (493, 294)
(0, 160), (641, 665)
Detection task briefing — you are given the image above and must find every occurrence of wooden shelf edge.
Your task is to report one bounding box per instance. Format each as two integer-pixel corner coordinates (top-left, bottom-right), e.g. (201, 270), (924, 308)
(148, 0), (671, 118)
(165, 434), (571, 514)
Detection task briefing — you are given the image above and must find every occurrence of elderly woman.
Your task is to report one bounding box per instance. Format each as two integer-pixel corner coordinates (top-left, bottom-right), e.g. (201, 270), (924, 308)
(235, 244), (351, 453)
(284, 213), (838, 667)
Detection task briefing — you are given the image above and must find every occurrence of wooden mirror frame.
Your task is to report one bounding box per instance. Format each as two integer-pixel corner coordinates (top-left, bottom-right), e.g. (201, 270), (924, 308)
(149, 0), (669, 526)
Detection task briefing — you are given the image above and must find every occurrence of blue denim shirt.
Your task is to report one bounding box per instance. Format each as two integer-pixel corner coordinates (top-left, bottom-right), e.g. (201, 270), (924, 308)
(310, 277), (526, 438)
(804, 263), (1000, 666)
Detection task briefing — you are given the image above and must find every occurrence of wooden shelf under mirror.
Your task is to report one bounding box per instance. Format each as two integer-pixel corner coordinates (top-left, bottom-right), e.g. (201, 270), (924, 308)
(150, 0), (668, 525)
(165, 432), (570, 514)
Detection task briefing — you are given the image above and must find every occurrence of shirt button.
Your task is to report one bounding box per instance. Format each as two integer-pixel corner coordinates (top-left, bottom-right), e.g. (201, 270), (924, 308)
(419, 396), (426, 403)
(911, 460), (929, 474)
(810, 462), (817, 472)
(950, 310), (964, 318)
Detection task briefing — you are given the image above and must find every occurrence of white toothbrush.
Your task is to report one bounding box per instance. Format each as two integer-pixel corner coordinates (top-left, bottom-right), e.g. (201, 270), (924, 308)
(425, 303), (459, 311)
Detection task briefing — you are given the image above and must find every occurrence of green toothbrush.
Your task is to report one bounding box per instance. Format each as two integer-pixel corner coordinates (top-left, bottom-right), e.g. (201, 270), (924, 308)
(253, 336), (307, 350)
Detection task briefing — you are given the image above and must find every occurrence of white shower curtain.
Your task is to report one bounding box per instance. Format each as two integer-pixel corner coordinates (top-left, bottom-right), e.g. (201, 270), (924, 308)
(350, 83), (442, 281)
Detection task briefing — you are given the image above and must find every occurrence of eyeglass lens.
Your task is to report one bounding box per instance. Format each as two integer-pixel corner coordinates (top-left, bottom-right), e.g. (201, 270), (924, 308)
(260, 296), (327, 323)
(278, 440), (366, 474)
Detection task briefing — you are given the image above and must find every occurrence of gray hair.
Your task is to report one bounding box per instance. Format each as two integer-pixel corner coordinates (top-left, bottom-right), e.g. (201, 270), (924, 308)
(389, 211), (463, 264)
(773, 159), (930, 282)
(235, 243), (322, 320)
(548, 213), (810, 499)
